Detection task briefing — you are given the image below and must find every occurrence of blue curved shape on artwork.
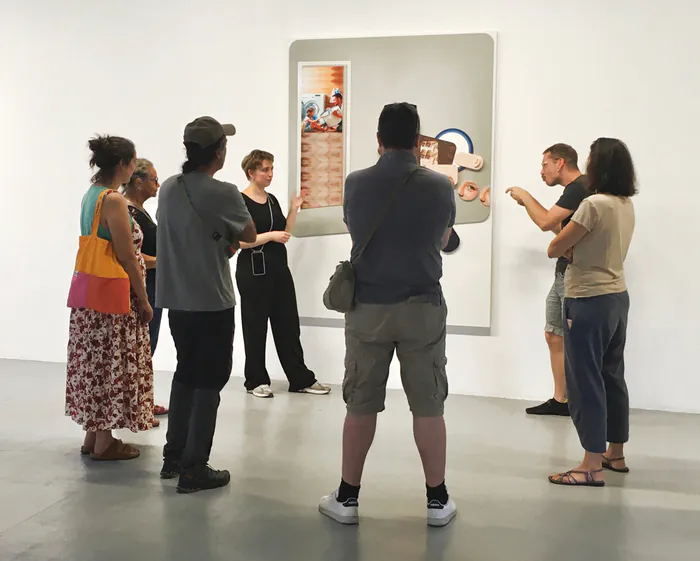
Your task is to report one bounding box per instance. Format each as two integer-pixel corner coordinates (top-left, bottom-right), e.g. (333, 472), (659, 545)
(436, 128), (474, 171)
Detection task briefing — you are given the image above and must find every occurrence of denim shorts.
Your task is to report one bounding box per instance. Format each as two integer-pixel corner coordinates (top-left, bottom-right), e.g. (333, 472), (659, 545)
(545, 272), (566, 337)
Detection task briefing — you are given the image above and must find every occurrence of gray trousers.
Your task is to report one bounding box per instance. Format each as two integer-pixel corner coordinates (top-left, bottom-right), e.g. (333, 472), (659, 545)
(564, 291), (630, 453)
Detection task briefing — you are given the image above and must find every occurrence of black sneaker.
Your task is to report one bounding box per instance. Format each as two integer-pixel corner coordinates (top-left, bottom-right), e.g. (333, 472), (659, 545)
(160, 458), (182, 480)
(525, 398), (570, 416)
(176, 465), (231, 494)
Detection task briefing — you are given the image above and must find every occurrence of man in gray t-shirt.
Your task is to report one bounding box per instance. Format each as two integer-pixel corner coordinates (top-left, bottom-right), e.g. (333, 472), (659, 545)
(156, 171), (252, 311)
(156, 116), (256, 494)
(319, 103), (457, 528)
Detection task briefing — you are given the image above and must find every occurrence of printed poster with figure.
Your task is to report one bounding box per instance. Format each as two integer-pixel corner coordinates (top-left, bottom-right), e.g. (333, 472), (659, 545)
(299, 63), (347, 209)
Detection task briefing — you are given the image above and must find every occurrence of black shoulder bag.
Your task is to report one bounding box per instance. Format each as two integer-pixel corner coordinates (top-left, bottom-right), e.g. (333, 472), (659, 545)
(323, 166), (417, 313)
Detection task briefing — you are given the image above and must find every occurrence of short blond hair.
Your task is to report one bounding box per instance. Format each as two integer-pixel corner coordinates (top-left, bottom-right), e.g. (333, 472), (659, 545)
(241, 149), (274, 180)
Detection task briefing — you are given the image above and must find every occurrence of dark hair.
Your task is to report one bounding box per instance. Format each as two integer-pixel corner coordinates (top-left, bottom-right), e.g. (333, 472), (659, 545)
(378, 102), (420, 150)
(241, 149), (274, 179)
(182, 136), (226, 173)
(88, 135), (135, 185)
(586, 137), (637, 197)
(543, 143), (578, 169)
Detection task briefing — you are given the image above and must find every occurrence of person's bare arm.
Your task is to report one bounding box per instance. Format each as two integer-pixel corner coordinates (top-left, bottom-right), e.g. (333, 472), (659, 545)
(285, 194), (304, 233)
(142, 254), (156, 270)
(238, 219), (257, 244)
(521, 196), (572, 232)
(548, 221), (588, 259)
(506, 187), (573, 232)
(102, 195), (151, 320)
(441, 227), (452, 249)
(239, 230), (290, 249)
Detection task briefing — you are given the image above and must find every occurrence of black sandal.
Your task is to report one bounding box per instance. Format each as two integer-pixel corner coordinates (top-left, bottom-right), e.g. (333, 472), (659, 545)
(548, 469), (605, 487)
(602, 456), (630, 473)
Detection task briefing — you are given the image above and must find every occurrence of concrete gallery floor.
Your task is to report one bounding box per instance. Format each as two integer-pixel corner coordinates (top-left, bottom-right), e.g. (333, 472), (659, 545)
(1, 359), (699, 561)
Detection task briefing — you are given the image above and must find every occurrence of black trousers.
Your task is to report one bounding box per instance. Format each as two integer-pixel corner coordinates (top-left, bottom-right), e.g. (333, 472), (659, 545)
(236, 266), (315, 392)
(146, 275), (163, 356)
(564, 292), (630, 454)
(163, 308), (234, 469)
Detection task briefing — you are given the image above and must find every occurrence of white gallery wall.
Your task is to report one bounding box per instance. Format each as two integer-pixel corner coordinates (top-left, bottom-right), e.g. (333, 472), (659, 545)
(0, 0), (697, 413)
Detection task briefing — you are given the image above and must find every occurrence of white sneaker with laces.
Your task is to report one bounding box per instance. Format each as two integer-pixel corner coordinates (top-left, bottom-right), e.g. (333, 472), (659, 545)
(248, 384), (273, 398)
(318, 489), (359, 525)
(300, 382), (331, 395)
(427, 498), (457, 527)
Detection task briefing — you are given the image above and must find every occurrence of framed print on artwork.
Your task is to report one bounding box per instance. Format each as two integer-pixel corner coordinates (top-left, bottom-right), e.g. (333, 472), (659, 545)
(297, 62), (349, 210)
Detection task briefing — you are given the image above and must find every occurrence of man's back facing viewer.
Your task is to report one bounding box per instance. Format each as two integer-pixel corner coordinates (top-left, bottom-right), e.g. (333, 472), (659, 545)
(318, 102), (458, 527)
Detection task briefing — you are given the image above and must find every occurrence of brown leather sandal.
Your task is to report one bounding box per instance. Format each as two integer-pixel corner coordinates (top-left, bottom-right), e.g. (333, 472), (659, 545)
(89, 439), (140, 461)
(154, 405), (169, 416)
(80, 446), (92, 455)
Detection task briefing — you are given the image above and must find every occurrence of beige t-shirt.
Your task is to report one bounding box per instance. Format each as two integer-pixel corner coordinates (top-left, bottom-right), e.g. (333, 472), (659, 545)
(565, 194), (635, 298)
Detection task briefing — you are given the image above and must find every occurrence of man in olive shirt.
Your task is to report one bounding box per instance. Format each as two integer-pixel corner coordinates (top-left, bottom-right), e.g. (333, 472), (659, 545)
(506, 143), (588, 416)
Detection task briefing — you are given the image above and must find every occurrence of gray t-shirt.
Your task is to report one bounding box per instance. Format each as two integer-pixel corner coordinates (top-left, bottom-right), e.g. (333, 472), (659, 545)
(155, 171), (252, 311)
(343, 150), (456, 304)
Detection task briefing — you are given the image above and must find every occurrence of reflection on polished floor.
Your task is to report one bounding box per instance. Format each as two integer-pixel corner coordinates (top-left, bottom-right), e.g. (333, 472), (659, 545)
(1, 358), (699, 561)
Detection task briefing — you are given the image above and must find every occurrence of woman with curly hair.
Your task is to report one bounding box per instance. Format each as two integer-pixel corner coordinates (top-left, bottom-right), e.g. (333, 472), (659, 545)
(546, 137), (637, 487)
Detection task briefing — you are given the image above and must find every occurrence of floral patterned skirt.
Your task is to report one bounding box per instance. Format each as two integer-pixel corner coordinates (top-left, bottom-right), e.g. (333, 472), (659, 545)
(65, 294), (155, 432)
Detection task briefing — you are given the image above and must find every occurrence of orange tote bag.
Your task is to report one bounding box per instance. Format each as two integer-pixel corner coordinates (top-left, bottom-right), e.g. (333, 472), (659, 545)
(66, 189), (130, 314)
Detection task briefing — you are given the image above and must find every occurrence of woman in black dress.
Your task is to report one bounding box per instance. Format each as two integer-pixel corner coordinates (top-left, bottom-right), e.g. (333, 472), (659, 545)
(123, 158), (169, 421)
(236, 150), (330, 398)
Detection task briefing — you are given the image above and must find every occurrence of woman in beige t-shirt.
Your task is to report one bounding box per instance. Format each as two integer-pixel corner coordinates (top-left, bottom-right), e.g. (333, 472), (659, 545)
(546, 138), (637, 487)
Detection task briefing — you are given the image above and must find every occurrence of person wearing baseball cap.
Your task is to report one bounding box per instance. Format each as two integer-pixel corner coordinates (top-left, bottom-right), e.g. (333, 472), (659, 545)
(156, 116), (256, 493)
(183, 116), (237, 148)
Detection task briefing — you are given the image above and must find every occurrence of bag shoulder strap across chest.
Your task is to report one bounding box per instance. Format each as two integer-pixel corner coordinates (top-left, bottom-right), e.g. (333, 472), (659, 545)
(352, 165), (418, 263)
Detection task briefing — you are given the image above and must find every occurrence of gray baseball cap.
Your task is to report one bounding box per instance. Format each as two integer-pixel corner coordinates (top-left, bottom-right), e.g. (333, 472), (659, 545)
(183, 116), (236, 148)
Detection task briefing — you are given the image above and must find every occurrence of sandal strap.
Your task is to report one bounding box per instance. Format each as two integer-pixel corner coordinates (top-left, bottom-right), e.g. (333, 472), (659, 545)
(556, 470), (577, 484)
(570, 469), (603, 483)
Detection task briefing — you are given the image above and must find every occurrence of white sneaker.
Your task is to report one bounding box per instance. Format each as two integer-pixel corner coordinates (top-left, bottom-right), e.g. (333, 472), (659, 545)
(318, 489), (359, 525)
(248, 384), (273, 398)
(300, 382), (331, 395)
(427, 498), (457, 527)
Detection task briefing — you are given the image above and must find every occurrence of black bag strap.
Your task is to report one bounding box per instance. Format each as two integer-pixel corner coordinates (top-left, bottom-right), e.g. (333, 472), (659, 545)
(352, 165), (418, 263)
(177, 174), (230, 245)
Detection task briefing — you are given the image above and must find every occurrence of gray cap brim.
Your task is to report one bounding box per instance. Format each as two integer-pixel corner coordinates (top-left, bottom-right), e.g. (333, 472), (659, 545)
(221, 124), (236, 136)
